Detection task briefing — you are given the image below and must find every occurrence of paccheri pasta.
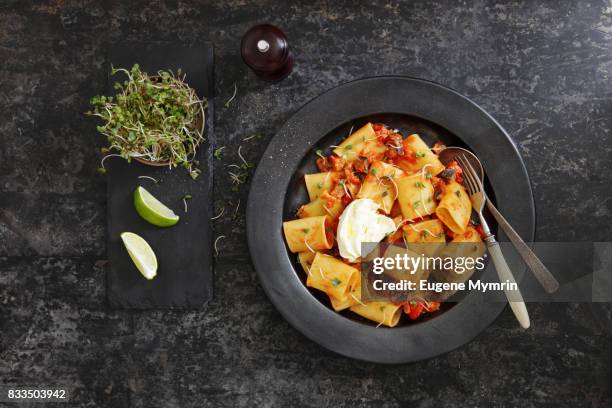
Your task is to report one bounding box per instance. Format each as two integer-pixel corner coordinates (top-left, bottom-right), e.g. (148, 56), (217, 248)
(282, 122), (485, 327)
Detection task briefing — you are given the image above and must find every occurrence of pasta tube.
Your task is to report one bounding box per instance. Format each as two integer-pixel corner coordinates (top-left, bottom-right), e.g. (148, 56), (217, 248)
(396, 134), (445, 175)
(283, 216), (334, 253)
(307, 252), (359, 300)
(350, 301), (403, 327)
(381, 244), (431, 285)
(297, 193), (344, 220)
(332, 123), (386, 161)
(435, 180), (472, 235)
(396, 173), (436, 220)
(297, 251), (316, 275)
(304, 172), (340, 201)
(403, 219), (446, 257)
(329, 275), (362, 311)
(357, 161), (404, 213)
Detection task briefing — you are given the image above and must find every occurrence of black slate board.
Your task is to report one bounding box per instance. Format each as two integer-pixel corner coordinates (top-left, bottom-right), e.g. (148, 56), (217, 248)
(106, 43), (214, 309)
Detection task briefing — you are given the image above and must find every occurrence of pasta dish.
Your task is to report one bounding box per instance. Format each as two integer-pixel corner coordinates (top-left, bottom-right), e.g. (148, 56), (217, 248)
(282, 122), (485, 327)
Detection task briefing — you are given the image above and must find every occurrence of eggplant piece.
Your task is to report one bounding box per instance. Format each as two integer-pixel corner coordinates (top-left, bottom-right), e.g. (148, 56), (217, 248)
(438, 168), (456, 179)
(470, 210), (480, 226)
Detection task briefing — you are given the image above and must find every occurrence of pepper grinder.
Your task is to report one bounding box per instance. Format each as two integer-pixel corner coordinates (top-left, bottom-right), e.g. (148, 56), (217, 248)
(241, 24), (294, 81)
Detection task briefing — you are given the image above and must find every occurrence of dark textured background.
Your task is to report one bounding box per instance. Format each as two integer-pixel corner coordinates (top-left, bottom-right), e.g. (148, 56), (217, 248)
(1, 0), (611, 407)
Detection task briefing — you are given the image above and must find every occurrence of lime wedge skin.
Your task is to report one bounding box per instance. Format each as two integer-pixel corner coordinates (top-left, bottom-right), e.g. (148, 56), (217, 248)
(134, 186), (180, 227)
(120, 232), (158, 280)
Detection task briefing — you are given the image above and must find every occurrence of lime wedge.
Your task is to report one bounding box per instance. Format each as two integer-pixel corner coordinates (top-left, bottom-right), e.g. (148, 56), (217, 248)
(120, 232), (158, 280)
(134, 186), (180, 227)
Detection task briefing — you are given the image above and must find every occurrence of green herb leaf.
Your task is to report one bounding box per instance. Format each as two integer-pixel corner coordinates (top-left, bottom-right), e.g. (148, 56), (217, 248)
(331, 278), (342, 287)
(214, 147), (225, 160)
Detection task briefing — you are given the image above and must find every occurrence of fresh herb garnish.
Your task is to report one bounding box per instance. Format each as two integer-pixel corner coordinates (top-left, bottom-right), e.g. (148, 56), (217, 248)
(242, 133), (261, 142)
(415, 181), (426, 188)
(213, 235), (226, 256)
(224, 83), (237, 108)
(214, 146), (225, 160)
(182, 194), (192, 213)
(455, 190), (461, 197)
(228, 145), (254, 192)
(87, 64), (206, 179)
(331, 278), (342, 287)
(137, 175), (159, 184)
(415, 151), (426, 158)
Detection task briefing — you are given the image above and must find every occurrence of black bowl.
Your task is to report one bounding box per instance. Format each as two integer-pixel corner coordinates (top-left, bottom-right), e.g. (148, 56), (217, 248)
(247, 77), (535, 363)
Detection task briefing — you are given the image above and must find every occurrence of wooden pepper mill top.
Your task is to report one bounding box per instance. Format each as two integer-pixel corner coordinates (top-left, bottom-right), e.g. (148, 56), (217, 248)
(241, 24), (294, 81)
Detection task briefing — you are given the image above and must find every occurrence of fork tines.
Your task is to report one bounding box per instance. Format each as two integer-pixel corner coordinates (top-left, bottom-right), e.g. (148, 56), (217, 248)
(456, 154), (481, 195)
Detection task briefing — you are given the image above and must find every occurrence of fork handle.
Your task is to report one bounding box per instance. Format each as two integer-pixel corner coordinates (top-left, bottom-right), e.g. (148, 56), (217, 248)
(486, 201), (559, 294)
(485, 236), (531, 329)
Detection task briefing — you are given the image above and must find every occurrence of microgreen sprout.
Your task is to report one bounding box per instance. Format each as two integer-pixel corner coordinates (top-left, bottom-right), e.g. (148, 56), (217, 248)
(237, 145), (249, 167)
(182, 194), (192, 213)
(347, 125), (354, 137)
(214, 146), (225, 160)
(242, 134), (261, 142)
(138, 175), (159, 183)
(214, 235), (226, 256)
(227, 146), (254, 192)
(98, 153), (123, 173)
(224, 83), (237, 108)
(210, 206), (225, 220)
(87, 64), (206, 179)
(234, 199), (241, 218)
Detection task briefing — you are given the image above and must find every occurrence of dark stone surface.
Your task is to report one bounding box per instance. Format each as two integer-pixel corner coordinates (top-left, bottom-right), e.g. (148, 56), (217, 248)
(0, 0), (610, 406)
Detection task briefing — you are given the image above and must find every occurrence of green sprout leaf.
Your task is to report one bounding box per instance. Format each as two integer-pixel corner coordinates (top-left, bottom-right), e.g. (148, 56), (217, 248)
(214, 146), (225, 160)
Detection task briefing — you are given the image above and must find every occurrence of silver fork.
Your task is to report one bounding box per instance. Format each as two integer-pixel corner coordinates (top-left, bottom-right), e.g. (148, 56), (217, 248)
(457, 154), (531, 329)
